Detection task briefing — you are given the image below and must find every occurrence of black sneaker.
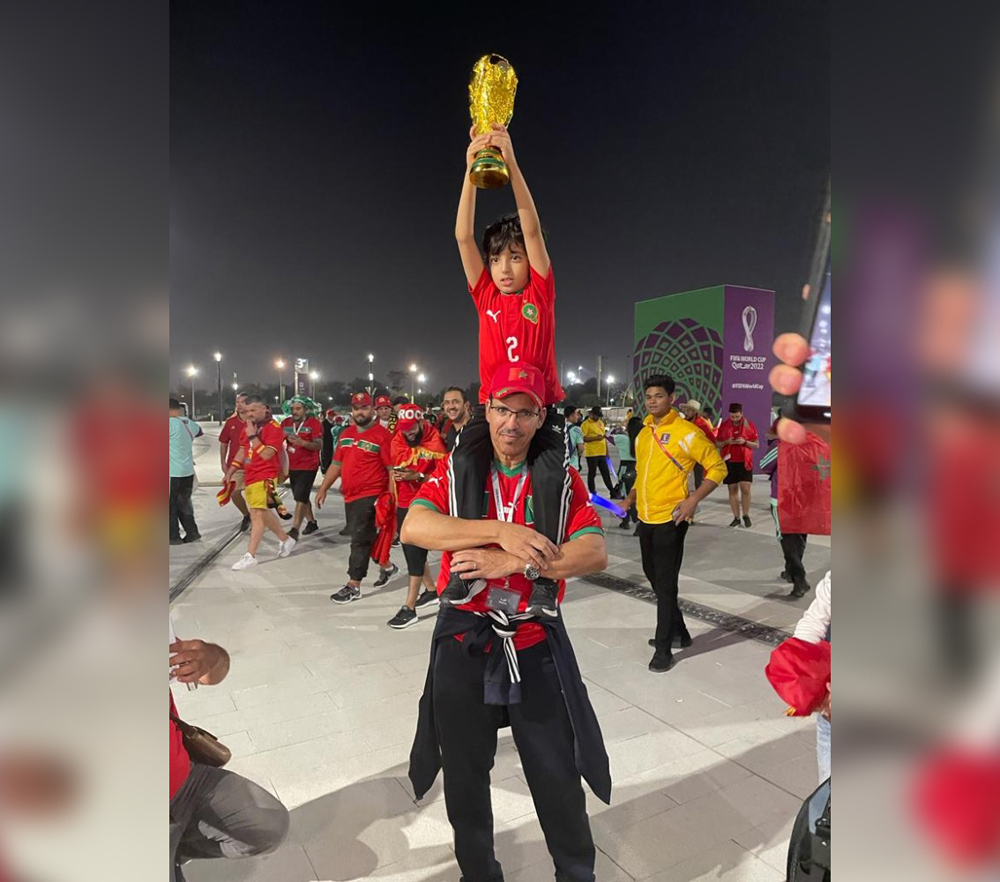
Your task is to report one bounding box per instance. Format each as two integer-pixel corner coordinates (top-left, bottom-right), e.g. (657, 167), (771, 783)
(240, 515), (252, 532)
(618, 518), (631, 530)
(330, 584), (361, 604)
(524, 578), (559, 618)
(440, 571), (487, 605)
(169, 537), (184, 546)
(649, 649), (675, 673)
(302, 521), (319, 535)
(182, 533), (201, 543)
(338, 525), (351, 536)
(287, 527), (300, 541)
(742, 515), (752, 528)
(387, 606), (418, 629)
(414, 591), (439, 610)
(728, 517), (741, 528)
(373, 562), (399, 588)
(790, 582), (811, 599)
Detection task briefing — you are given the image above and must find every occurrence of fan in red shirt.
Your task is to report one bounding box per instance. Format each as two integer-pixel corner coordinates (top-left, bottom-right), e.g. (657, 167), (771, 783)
(399, 361), (609, 882)
(384, 405), (447, 630)
(223, 395), (296, 570)
(218, 394), (252, 531)
(279, 397), (324, 541)
(448, 123), (572, 618)
(715, 402), (760, 528)
(316, 391), (398, 603)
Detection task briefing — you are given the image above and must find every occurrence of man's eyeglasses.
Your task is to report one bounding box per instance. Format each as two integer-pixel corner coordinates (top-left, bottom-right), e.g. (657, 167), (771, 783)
(489, 404), (541, 422)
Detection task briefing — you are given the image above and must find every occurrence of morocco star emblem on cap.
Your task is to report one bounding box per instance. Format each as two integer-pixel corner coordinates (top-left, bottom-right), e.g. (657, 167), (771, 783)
(521, 303), (539, 324)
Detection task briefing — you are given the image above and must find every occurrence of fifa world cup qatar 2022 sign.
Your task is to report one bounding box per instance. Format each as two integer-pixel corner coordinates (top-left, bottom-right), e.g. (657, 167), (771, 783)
(632, 285), (775, 468)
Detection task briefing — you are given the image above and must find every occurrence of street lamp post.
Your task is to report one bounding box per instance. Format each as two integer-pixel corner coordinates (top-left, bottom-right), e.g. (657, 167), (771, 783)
(310, 371), (319, 399)
(275, 359), (285, 404)
(367, 354), (375, 395)
(186, 365), (198, 418)
(409, 364), (418, 402)
(606, 375), (615, 407)
(232, 372), (238, 411)
(214, 352), (222, 421)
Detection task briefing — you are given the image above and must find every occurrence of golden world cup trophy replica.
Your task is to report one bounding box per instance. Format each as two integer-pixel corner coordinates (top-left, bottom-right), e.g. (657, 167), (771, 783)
(468, 54), (518, 189)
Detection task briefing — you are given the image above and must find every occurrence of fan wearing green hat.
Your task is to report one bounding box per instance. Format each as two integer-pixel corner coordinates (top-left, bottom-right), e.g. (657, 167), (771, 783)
(279, 396), (324, 539)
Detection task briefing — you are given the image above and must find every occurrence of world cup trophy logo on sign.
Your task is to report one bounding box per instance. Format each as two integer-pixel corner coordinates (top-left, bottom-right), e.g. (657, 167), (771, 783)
(742, 306), (758, 352)
(468, 54), (518, 189)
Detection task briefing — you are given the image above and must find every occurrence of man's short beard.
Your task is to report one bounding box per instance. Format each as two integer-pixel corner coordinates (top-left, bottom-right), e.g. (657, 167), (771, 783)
(354, 413), (373, 426)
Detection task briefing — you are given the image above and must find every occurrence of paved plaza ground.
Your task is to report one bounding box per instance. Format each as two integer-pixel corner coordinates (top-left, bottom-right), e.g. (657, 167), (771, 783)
(171, 427), (831, 881)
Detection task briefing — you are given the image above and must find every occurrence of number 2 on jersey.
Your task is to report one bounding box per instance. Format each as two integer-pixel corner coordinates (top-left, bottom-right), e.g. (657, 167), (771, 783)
(506, 336), (519, 362)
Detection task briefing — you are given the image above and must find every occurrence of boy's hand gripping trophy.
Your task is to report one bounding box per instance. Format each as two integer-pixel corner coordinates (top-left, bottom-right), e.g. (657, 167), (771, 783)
(468, 54), (518, 189)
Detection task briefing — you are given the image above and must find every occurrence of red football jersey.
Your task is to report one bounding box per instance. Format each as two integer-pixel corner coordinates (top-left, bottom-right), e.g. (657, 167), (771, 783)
(471, 264), (564, 405)
(333, 423), (393, 502)
(717, 418), (758, 469)
(218, 413), (247, 467)
(412, 457), (603, 650)
(281, 415), (323, 471)
(242, 420), (285, 483)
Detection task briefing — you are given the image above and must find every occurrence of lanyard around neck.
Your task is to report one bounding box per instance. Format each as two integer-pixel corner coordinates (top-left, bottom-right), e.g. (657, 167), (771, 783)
(491, 463), (528, 524)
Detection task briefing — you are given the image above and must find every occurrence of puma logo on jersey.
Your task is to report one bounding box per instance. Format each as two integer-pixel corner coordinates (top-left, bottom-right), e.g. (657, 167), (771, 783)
(486, 309), (501, 324)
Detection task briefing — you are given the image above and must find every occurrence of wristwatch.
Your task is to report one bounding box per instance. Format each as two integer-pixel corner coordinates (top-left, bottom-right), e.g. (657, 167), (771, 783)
(523, 563), (540, 581)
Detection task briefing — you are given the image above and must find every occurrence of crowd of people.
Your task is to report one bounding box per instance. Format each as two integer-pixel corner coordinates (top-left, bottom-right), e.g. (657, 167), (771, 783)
(168, 123), (830, 882)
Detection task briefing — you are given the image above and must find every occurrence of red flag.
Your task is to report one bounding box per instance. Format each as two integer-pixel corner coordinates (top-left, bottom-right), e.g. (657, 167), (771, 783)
(765, 637), (831, 716)
(777, 431), (831, 535)
(370, 492), (395, 569)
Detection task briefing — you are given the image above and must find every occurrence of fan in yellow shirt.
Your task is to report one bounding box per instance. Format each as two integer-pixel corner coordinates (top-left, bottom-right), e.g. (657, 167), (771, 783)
(621, 375), (726, 674)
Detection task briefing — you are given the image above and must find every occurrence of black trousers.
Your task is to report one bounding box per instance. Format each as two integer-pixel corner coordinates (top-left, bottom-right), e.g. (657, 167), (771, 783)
(770, 504), (808, 587)
(449, 407), (569, 545)
(433, 638), (596, 882)
(345, 494), (379, 581)
(396, 506), (429, 577)
(585, 455), (615, 496)
(618, 463), (637, 523)
(169, 475), (199, 540)
(636, 520), (690, 648)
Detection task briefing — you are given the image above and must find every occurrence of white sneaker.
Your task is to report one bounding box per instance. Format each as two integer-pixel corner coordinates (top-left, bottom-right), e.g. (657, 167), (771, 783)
(232, 552), (258, 571)
(278, 536), (297, 558)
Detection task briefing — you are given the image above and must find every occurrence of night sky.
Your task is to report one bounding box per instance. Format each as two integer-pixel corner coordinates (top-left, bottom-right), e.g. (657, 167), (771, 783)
(170, 3), (829, 398)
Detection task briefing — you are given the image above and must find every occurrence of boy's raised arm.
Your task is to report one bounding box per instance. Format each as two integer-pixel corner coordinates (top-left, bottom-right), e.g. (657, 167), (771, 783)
(489, 124), (550, 278)
(456, 126), (489, 288)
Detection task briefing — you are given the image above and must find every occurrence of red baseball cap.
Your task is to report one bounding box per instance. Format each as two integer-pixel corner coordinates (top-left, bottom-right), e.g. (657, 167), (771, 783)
(489, 362), (545, 409)
(326, 408), (337, 418)
(375, 395), (392, 408)
(395, 405), (424, 433)
(351, 392), (373, 407)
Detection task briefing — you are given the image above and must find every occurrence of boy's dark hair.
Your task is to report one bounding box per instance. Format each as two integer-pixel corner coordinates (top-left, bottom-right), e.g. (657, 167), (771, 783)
(444, 386), (467, 401)
(482, 213), (548, 261)
(643, 374), (676, 394)
(729, 402), (743, 413)
(563, 405), (578, 419)
(169, 398), (181, 410)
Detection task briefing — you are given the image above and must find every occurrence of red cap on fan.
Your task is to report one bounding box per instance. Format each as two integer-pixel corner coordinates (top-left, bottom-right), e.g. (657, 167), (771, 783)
(395, 405), (424, 433)
(351, 392), (372, 407)
(489, 362), (545, 409)
(375, 395), (392, 408)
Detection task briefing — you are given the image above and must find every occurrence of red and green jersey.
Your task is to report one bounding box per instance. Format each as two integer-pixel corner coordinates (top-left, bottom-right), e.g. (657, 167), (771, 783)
(333, 423), (393, 502)
(471, 264), (564, 405)
(412, 457), (603, 650)
(281, 415), (323, 471)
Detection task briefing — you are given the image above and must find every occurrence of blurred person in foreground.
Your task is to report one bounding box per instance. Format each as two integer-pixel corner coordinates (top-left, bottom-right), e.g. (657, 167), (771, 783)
(403, 362), (610, 882)
(169, 398), (203, 546)
(791, 571), (833, 781)
(223, 395), (296, 570)
(387, 404), (446, 629)
(218, 393), (251, 532)
(621, 375), (727, 672)
(170, 637), (289, 881)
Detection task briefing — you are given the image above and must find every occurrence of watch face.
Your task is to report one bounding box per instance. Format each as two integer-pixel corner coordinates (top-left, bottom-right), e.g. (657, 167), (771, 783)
(524, 565), (540, 581)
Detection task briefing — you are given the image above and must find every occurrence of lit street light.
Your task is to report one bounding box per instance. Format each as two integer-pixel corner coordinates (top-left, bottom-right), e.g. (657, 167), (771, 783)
(213, 352), (223, 421)
(366, 354), (375, 394)
(310, 370), (319, 398)
(186, 365), (198, 418)
(275, 359), (285, 403)
(409, 364), (419, 401)
(606, 375), (615, 407)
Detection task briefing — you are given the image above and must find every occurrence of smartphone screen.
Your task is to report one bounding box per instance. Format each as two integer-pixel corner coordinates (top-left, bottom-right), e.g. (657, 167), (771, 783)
(798, 256), (831, 413)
